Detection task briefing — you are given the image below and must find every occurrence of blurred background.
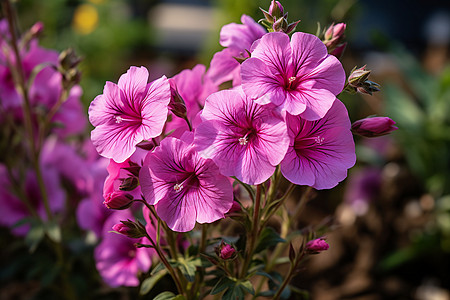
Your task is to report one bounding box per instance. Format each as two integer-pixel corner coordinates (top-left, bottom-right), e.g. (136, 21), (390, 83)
(2, 0), (450, 299)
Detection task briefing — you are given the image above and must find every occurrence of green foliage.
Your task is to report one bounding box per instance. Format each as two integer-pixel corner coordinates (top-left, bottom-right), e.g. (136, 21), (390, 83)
(255, 226), (285, 253)
(384, 48), (450, 197)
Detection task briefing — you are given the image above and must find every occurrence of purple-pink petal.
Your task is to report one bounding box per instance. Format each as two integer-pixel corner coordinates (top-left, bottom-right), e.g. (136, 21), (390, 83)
(194, 89), (289, 185)
(88, 66), (170, 163)
(140, 137), (233, 232)
(241, 32), (345, 120)
(280, 99), (356, 189)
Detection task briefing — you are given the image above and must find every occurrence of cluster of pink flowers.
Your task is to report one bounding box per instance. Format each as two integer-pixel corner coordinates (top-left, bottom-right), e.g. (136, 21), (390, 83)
(0, 0), (397, 292)
(88, 15), (356, 237)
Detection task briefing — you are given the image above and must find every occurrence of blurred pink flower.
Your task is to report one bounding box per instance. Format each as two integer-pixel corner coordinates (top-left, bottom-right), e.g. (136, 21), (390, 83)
(207, 15), (266, 86)
(95, 210), (154, 287)
(0, 165), (65, 236)
(89, 66), (170, 163)
(241, 32), (345, 120)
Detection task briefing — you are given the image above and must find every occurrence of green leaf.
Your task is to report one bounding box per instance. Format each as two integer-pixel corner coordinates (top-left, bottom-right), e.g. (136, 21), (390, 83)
(223, 284), (245, 300)
(45, 221), (61, 243)
(255, 227), (285, 253)
(210, 277), (235, 295)
(140, 270), (167, 295)
(25, 222), (45, 252)
(177, 257), (201, 282)
(239, 280), (255, 295)
(153, 291), (185, 300)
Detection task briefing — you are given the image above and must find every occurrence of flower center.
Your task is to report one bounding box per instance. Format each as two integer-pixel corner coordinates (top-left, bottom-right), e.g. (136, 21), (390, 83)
(314, 136), (324, 145)
(238, 136), (248, 145)
(174, 183), (183, 192)
(286, 76), (297, 90)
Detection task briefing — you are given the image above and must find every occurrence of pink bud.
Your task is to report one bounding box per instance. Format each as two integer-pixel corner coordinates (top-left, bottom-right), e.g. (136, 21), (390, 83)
(112, 220), (146, 239)
(269, 0), (284, 18)
(351, 117), (398, 138)
(219, 243), (236, 260)
(30, 21), (44, 37)
(103, 191), (134, 210)
(305, 237), (329, 254)
(330, 42), (347, 59)
(325, 23), (346, 41)
(168, 78), (187, 118)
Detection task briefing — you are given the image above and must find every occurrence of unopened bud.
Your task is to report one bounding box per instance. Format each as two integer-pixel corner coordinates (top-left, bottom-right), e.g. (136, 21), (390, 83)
(112, 219), (146, 239)
(30, 21), (44, 38)
(59, 48), (82, 71)
(168, 79), (187, 119)
(269, 0), (284, 19)
(103, 192), (134, 210)
(325, 23), (346, 41)
(351, 117), (398, 138)
(347, 66), (381, 95)
(215, 241), (237, 260)
(119, 176), (139, 192)
(272, 17), (287, 32)
(330, 42), (347, 59)
(305, 237), (329, 254)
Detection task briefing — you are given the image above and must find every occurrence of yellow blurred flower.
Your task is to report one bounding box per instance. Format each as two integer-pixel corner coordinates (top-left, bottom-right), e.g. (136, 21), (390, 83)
(72, 4), (99, 35)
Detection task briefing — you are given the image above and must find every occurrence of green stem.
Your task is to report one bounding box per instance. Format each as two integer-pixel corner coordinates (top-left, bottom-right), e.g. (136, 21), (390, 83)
(272, 253), (305, 300)
(239, 184), (262, 278)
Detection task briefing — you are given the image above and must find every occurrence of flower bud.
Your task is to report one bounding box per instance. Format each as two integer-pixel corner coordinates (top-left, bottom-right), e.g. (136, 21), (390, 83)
(168, 79), (187, 119)
(215, 241), (237, 260)
(269, 0), (284, 19)
(103, 191), (134, 210)
(112, 219), (146, 239)
(330, 42), (347, 59)
(305, 237), (329, 254)
(351, 117), (398, 138)
(30, 21), (44, 38)
(325, 23), (346, 41)
(346, 65), (381, 95)
(119, 176), (139, 192)
(59, 48), (82, 71)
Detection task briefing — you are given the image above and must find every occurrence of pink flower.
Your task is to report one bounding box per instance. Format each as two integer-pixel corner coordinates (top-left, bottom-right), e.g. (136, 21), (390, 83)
(241, 32), (346, 120)
(280, 100), (356, 189)
(0, 165), (65, 236)
(194, 88), (289, 185)
(351, 117), (398, 137)
(89, 66), (170, 163)
(139, 135), (233, 232)
(95, 211), (154, 287)
(207, 15), (266, 86)
(305, 237), (329, 253)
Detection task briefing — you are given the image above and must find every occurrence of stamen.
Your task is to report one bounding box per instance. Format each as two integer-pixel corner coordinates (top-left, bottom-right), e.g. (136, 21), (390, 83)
(115, 116), (123, 123)
(314, 136), (324, 145)
(238, 137), (248, 146)
(288, 76), (297, 84)
(174, 183), (183, 192)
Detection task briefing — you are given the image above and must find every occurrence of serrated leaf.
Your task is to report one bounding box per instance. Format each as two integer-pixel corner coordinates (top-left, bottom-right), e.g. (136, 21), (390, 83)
(210, 277), (235, 295)
(140, 270), (167, 295)
(255, 227), (285, 253)
(177, 257), (201, 282)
